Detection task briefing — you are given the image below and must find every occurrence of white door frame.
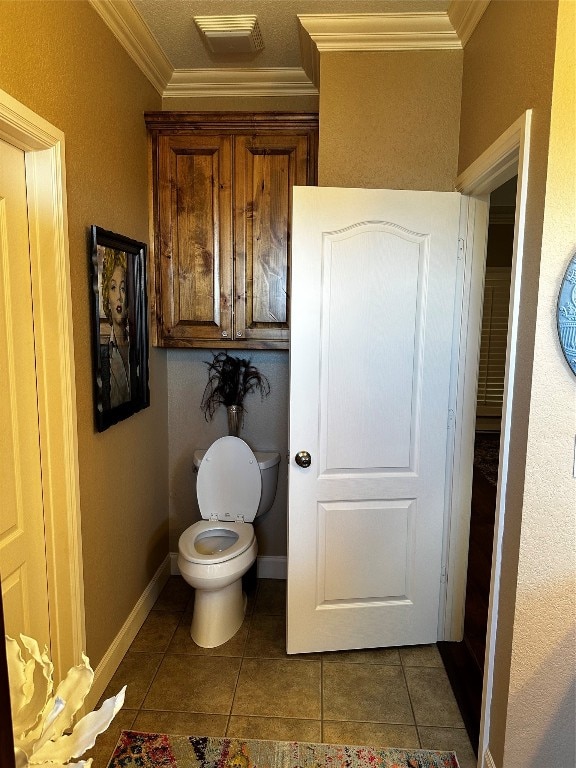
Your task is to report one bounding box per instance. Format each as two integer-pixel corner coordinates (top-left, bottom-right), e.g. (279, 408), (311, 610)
(440, 111), (532, 766)
(0, 88), (85, 679)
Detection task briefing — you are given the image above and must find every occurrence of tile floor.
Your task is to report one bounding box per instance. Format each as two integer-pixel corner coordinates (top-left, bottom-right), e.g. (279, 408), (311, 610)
(86, 577), (477, 767)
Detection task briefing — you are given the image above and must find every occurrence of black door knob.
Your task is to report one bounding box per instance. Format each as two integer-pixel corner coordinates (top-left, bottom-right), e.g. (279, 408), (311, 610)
(295, 451), (312, 468)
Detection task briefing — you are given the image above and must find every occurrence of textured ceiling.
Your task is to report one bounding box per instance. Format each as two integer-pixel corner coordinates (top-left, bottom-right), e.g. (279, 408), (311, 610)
(133, 0), (451, 70)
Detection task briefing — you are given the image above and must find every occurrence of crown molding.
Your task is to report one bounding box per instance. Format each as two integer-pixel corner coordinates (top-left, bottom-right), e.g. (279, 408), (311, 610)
(448, 0), (491, 46)
(298, 12), (462, 87)
(164, 68), (318, 99)
(88, 0), (172, 94)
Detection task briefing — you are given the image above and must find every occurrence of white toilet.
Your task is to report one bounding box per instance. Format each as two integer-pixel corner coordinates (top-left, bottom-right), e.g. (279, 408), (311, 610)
(177, 436), (280, 648)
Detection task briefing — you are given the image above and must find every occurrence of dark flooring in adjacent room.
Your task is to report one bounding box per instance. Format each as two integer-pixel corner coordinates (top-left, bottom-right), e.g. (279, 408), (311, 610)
(87, 577), (476, 767)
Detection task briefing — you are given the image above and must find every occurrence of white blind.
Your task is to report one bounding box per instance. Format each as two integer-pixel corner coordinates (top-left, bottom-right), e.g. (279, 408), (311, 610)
(477, 267), (512, 417)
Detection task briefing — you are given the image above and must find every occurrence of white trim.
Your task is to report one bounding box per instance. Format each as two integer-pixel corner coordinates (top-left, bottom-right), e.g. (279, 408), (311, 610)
(448, 111), (532, 765)
(86, 555), (171, 712)
(0, 87), (85, 682)
(164, 68), (317, 99)
(298, 12), (462, 88)
(170, 551), (179, 575)
(88, 0), (172, 95)
(482, 748), (497, 768)
(257, 556), (287, 580)
(448, 0), (491, 47)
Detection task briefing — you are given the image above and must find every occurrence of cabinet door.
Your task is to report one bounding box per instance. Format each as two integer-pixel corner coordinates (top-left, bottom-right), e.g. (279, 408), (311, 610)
(233, 134), (310, 346)
(157, 134), (232, 345)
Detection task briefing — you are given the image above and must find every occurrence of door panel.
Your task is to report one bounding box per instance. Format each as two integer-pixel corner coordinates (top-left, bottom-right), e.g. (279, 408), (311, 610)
(0, 139), (50, 646)
(234, 134), (309, 343)
(287, 186), (463, 653)
(158, 134), (233, 344)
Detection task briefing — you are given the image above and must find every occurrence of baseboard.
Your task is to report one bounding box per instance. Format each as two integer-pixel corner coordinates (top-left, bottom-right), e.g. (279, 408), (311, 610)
(483, 748), (497, 768)
(85, 554), (171, 712)
(257, 555), (287, 580)
(170, 551), (179, 575)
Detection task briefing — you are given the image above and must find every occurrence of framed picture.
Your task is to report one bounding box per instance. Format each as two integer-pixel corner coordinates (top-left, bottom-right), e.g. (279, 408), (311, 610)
(90, 226), (150, 432)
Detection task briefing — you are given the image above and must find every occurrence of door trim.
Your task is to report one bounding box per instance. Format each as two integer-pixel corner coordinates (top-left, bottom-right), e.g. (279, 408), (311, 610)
(0, 88), (85, 679)
(441, 111), (532, 764)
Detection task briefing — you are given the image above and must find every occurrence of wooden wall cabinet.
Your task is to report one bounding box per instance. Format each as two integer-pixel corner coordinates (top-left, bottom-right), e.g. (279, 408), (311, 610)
(145, 113), (318, 349)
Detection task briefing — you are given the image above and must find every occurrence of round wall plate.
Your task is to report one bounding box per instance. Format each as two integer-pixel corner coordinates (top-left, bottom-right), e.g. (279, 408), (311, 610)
(557, 252), (576, 376)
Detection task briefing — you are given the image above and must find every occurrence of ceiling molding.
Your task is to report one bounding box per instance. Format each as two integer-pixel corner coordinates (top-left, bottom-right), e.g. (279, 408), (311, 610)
(88, 0), (172, 94)
(447, 0), (491, 47)
(298, 12), (462, 87)
(164, 68), (318, 99)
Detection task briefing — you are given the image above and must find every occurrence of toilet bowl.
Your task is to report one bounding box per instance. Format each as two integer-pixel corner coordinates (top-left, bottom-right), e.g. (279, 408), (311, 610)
(177, 436), (279, 648)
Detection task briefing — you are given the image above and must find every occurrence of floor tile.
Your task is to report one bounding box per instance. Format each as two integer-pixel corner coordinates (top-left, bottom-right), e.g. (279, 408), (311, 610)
(83, 708), (136, 766)
(418, 726), (476, 768)
(322, 720), (420, 750)
(254, 579), (286, 615)
(323, 647), (401, 665)
(232, 658), (321, 719)
(227, 715), (322, 742)
(99, 652), (163, 710)
(323, 663), (414, 725)
(132, 710), (228, 737)
(404, 667), (464, 728)
(244, 613), (318, 660)
(399, 645), (443, 668)
(130, 610), (181, 653)
(153, 576), (193, 612)
(168, 616), (249, 657)
(143, 654), (241, 713)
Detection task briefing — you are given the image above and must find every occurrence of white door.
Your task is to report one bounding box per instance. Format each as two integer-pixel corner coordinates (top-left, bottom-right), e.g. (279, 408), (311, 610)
(0, 139), (51, 646)
(287, 186), (464, 653)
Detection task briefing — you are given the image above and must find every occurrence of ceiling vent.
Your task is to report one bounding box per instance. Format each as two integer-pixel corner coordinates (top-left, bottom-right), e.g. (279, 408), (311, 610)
(194, 15), (264, 54)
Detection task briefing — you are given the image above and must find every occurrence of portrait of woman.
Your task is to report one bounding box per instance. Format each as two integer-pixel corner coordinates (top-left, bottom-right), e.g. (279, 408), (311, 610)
(90, 225), (149, 432)
(100, 247), (131, 409)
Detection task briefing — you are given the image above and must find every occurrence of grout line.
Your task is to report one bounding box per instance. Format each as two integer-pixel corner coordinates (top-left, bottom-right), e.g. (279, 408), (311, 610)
(399, 651), (421, 748)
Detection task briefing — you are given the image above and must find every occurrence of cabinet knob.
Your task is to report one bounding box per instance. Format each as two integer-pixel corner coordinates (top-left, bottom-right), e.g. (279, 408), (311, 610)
(222, 331), (228, 338)
(236, 331), (243, 338)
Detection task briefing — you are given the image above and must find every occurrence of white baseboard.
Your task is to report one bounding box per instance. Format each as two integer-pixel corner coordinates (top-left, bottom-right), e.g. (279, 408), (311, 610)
(257, 555), (287, 580)
(85, 555), (171, 712)
(483, 748), (497, 768)
(170, 551), (179, 575)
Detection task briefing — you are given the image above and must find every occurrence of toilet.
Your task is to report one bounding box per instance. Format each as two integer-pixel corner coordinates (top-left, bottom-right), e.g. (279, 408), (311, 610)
(177, 436), (280, 648)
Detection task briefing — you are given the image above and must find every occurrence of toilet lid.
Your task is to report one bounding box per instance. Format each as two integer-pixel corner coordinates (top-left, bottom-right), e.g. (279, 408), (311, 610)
(197, 436), (262, 523)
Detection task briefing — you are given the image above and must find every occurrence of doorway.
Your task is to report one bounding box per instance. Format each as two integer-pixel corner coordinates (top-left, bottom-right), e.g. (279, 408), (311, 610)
(439, 177), (517, 751)
(0, 87), (85, 681)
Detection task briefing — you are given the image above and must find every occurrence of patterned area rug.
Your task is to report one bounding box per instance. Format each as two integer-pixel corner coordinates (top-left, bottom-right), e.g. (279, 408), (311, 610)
(107, 732), (460, 768)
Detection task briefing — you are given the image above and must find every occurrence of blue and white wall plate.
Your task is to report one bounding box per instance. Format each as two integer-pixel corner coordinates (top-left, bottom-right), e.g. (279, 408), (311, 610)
(557, 252), (576, 376)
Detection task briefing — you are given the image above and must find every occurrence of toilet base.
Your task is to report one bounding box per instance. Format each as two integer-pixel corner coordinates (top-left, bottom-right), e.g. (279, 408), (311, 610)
(190, 578), (247, 648)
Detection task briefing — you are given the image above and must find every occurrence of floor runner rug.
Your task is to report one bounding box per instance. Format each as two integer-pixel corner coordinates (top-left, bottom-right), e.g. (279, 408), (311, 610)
(107, 731), (460, 768)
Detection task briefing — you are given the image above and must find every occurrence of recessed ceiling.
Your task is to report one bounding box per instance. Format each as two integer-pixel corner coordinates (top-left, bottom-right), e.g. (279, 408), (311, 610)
(90, 0), (488, 97)
(133, 1), (451, 69)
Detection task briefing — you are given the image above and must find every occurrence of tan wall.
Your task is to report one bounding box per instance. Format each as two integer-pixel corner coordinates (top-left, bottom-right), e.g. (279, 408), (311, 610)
(318, 50), (462, 190)
(162, 95), (319, 112)
(459, 1), (575, 766)
(0, 1), (168, 667)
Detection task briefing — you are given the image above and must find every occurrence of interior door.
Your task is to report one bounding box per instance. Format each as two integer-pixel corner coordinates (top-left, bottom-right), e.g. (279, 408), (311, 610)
(287, 186), (464, 653)
(0, 139), (51, 646)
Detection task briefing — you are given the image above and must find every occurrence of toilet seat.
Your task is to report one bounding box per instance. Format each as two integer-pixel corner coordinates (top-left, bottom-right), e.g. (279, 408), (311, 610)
(197, 436), (262, 523)
(179, 520), (255, 565)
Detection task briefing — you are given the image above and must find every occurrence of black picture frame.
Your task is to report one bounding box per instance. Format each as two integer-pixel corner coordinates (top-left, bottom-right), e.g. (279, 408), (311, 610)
(90, 226), (150, 432)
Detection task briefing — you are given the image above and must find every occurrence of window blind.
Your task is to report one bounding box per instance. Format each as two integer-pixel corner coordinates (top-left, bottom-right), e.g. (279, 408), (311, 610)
(477, 267), (512, 417)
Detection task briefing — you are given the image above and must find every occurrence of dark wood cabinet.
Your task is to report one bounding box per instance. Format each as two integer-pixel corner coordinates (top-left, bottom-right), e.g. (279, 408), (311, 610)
(145, 112), (318, 349)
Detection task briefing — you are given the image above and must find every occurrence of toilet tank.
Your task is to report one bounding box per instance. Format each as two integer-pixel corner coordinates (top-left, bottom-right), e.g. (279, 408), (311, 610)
(193, 447), (280, 518)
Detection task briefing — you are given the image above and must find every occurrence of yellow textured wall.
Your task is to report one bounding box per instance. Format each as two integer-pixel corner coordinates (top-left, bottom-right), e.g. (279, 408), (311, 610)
(458, 1), (573, 766)
(318, 50), (462, 190)
(0, 1), (167, 666)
